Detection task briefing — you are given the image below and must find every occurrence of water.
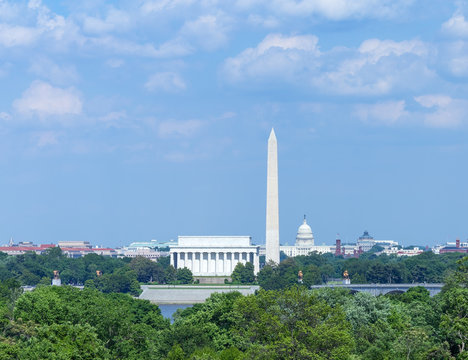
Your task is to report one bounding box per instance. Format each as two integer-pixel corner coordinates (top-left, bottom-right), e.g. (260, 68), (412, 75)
(159, 304), (193, 322)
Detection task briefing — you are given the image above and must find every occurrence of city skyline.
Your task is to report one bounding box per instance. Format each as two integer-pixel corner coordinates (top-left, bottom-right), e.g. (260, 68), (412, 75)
(1, 1), (467, 247)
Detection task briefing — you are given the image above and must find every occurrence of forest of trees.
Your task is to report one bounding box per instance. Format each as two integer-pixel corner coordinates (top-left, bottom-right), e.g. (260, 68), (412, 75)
(0, 256), (466, 359)
(0, 248), (193, 295)
(256, 251), (466, 289)
(0, 248), (464, 292)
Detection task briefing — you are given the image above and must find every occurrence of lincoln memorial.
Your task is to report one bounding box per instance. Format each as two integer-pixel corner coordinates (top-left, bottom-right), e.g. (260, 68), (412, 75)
(170, 236), (260, 276)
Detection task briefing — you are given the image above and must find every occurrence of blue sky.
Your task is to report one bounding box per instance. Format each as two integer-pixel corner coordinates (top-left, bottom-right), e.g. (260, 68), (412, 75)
(1, 0), (467, 248)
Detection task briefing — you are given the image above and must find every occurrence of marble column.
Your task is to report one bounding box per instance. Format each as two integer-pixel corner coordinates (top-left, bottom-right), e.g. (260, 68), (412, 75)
(186, 252), (192, 272)
(179, 252), (185, 269)
(254, 251), (260, 274)
(176, 252), (181, 269)
(215, 252), (220, 275)
(196, 252), (201, 274)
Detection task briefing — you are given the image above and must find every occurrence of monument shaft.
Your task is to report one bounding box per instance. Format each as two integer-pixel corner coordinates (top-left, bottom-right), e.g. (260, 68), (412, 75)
(266, 129), (280, 264)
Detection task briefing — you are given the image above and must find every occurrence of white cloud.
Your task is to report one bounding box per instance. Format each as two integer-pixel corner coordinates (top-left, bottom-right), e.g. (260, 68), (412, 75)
(90, 36), (192, 58)
(13, 80), (82, 118)
(223, 33), (319, 83)
(414, 94), (452, 108)
(442, 11), (468, 38)
(29, 57), (79, 85)
(98, 111), (129, 128)
(0, 0), (80, 49)
(106, 58), (125, 68)
(0, 1), (20, 21)
(0, 112), (11, 121)
(448, 54), (468, 77)
(140, 0), (196, 14)
(317, 39), (431, 95)
(224, 34), (432, 95)
(358, 38), (427, 62)
(100, 111), (127, 122)
(35, 131), (59, 147)
(236, 0), (414, 20)
(0, 24), (39, 47)
(163, 152), (191, 162)
(145, 72), (187, 92)
(438, 40), (468, 77)
(141, 0), (413, 21)
(355, 100), (408, 125)
(83, 8), (131, 34)
(354, 95), (468, 128)
(181, 14), (230, 51)
(158, 119), (203, 137)
(414, 94), (468, 128)
(151, 37), (193, 57)
(439, 11), (468, 77)
(247, 14), (279, 28)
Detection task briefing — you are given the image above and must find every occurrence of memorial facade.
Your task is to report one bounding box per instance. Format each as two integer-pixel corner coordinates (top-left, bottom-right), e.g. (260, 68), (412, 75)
(170, 236), (260, 276)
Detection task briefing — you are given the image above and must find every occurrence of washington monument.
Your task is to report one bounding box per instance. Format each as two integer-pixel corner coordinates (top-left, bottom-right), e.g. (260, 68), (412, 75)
(266, 128), (280, 264)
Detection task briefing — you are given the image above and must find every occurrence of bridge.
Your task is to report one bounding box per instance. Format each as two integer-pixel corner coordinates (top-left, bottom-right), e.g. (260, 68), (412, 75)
(309, 283), (444, 296)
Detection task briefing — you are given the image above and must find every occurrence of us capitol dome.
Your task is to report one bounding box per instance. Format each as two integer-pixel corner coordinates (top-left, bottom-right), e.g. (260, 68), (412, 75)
(295, 216), (314, 247)
(279, 216), (332, 257)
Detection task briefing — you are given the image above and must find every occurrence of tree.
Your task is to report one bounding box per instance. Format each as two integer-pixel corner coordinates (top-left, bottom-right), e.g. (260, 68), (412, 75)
(13, 286), (169, 359)
(129, 256), (158, 283)
(303, 264), (321, 287)
(85, 268), (141, 296)
(440, 256), (468, 358)
(231, 263), (255, 284)
(19, 323), (110, 360)
(166, 344), (185, 360)
(241, 262), (255, 284)
(232, 287), (354, 359)
(176, 268), (193, 284)
(231, 263), (244, 284)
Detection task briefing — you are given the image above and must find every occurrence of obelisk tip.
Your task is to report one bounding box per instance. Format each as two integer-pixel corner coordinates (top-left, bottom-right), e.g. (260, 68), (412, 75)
(269, 128), (276, 140)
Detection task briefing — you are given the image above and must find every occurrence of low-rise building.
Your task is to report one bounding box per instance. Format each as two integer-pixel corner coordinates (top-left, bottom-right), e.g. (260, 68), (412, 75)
(438, 239), (468, 254)
(382, 246), (424, 256)
(61, 247), (118, 258)
(58, 241), (92, 249)
(0, 243), (55, 255)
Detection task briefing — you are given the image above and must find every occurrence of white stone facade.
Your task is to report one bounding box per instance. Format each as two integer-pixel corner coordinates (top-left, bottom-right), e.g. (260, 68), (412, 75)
(280, 245), (332, 257)
(170, 236), (260, 276)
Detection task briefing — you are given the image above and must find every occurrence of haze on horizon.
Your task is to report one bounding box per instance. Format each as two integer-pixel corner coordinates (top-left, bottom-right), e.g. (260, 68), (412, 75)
(0, 0), (467, 248)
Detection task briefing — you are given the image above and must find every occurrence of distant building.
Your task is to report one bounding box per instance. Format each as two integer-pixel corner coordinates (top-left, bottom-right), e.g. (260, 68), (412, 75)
(60, 247), (118, 258)
(0, 243), (55, 255)
(0, 240), (117, 258)
(120, 248), (168, 261)
(356, 231), (374, 252)
(126, 239), (177, 250)
(170, 236), (260, 276)
(58, 241), (92, 249)
(116, 239), (175, 261)
(438, 239), (468, 254)
(382, 246), (424, 257)
(356, 231), (398, 252)
(280, 217), (332, 257)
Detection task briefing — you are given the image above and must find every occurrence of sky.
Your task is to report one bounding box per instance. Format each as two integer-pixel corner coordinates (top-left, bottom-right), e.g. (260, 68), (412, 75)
(1, 0), (468, 248)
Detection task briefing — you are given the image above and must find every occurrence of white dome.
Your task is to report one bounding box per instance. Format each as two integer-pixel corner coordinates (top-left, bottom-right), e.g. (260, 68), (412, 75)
(298, 221), (312, 234)
(295, 217), (314, 246)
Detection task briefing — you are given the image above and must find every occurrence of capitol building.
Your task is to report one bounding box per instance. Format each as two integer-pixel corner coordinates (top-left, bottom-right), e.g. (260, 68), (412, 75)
(280, 217), (332, 257)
